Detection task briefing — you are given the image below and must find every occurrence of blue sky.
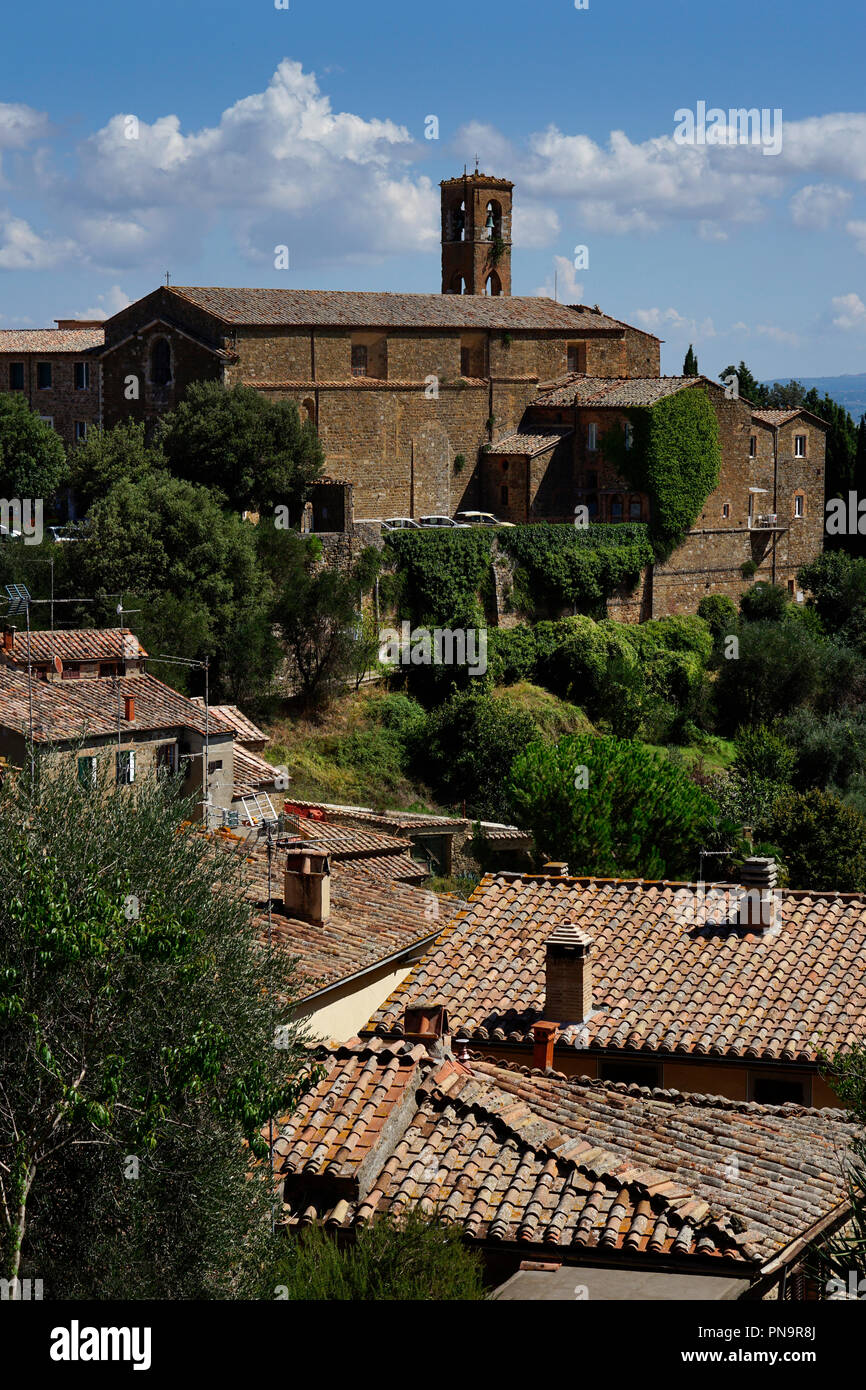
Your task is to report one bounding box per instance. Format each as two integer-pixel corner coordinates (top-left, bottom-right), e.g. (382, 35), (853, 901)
(1, 0), (864, 378)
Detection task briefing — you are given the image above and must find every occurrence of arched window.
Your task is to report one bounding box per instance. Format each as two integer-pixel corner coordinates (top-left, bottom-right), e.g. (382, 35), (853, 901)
(302, 398), (316, 424)
(150, 337), (172, 387)
(450, 201), (465, 242)
(485, 270), (502, 296)
(485, 200), (502, 241)
(450, 272), (467, 295)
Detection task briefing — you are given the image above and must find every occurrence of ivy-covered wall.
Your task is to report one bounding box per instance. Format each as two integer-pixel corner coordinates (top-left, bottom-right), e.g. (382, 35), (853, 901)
(602, 387), (722, 559)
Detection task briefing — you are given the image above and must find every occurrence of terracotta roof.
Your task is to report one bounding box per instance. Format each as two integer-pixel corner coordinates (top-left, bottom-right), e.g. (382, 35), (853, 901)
(468, 1059), (854, 1263)
(751, 408), (828, 430)
(292, 821), (416, 861)
(338, 852), (429, 885)
(0, 668), (232, 742)
(536, 374), (700, 408)
(274, 1039), (791, 1267)
(190, 699), (267, 746)
(233, 745), (281, 799)
(167, 286), (625, 333)
(366, 874), (866, 1063)
(284, 799), (466, 834)
(0, 328), (104, 353)
(2, 628), (146, 666)
(489, 428), (573, 457)
(212, 834), (453, 993)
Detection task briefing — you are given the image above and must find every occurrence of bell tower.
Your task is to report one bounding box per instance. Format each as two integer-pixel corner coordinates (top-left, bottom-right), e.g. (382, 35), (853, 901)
(440, 167), (513, 295)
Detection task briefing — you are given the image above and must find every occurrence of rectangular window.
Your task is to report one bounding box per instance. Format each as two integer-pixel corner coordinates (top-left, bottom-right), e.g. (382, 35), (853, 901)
(629, 498), (642, 519)
(624, 422), (634, 450)
(587, 422), (598, 451)
(74, 361), (90, 390)
(36, 361), (52, 390)
(116, 749), (136, 785)
(795, 434), (807, 457)
(9, 362), (24, 390)
(748, 493), (754, 518)
(77, 755), (98, 789)
(600, 1061), (662, 1087)
(749, 435), (757, 458)
(722, 502), (730, 518)
(74, 421), (87, 443)
(500, 485), (508, 507)
(208, 759), (223, 775)
(39, 416), (54, 429)
(460, 347), (470, 377)
(156, 743), (177, 779)
(794, 494), (804, 517)
(351, 345), (367, 378)
(751, 1076), (806, 1106)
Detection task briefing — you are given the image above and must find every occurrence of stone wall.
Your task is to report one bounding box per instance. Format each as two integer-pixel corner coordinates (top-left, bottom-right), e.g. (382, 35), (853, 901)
(0, 353), (101, 450)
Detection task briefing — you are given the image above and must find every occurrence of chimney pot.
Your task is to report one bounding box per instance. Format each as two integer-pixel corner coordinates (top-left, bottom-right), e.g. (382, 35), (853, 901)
(284, 847), (331, 925)
(545, 922), (593, 1023)
(543, 860), (569, 877)
(532, 1020), (559, 1071)
(403, 1005), (449, 1044)
(2, 629), (13, 653)
(123, 695), (135, 721)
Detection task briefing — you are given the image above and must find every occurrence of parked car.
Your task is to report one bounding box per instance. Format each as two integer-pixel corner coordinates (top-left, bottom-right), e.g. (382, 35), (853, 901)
(417, 515), (470, 528)
(47, 525), (85, 543)
(454, 510), (515, 528)
(0, 524), (22, 540)
(381, 517), (421, 533)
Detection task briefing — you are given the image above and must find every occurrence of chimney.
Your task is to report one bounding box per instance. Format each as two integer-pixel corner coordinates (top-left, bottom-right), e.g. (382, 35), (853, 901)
(2, 628), (13, 653)
(284, 847), (330, 925)
(543, 860), (569, 877)
(736, 857), (780, 932)
(545, 923), (593, 1023)
(403, 1005), (449, 1046)
(123, 695), (135, 721)
(532, 1020), (558, 1070)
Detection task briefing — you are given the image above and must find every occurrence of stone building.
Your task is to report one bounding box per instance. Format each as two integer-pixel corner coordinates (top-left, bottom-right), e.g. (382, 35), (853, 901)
(0, 323), (103, 450)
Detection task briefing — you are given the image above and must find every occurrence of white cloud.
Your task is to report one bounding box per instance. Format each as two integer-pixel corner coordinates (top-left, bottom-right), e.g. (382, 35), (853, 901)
(831, 292), (866, 330)
(71, 284), (133, 320)
(633, 307), (716, 339)
(512, 200), (560, 248)
(0, 213), (79, 269)
(755, 323), (801, 346)
(534, 254), (583, 301)
(789, 183), (852, 228)
(0, 101), (50, 148)
(846, 219), (866, 254)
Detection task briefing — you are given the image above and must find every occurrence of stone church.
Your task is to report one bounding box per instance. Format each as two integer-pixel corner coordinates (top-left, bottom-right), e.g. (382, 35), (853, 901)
(4, 167), (823, 616)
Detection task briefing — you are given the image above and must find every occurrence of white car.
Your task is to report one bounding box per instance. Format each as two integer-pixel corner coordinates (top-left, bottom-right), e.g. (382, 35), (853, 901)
(417, 515), (471, 528)
(454, 510), (515, 528)
(381, 517), (421, 532)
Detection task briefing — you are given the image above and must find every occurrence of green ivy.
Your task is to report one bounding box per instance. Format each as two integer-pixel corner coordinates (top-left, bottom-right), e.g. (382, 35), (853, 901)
(601, 388), (721, 560)
(384, 528), (494, 626)
(497, 523), (654, 617)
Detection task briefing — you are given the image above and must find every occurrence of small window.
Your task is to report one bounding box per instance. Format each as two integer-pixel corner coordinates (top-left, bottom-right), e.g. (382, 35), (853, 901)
(74, 361), (90, 390)
(36, 361), (52, 390)
(9, 363), (24, 390)
(460, 347), (470, 377)
(351, 345), (368, 378)
(500, 485), (508, 507)
(77, 755), (98, 789)
(752, 1076), (806, 1106)
(794, 494), (804, 517)
(116, 749), (136, 785)
(587, 422), (598, 451)
(500, 459), (508, 473)
(600, 1061), (662, 1087)
(748, 493), (754, 518)
(39, 416), (54, 429)
(749, 435), (757, 458)
(151, 338), (172, 387)
(624, 422), (634, 450)
(629, 498), (642, 519)
(610, 497), (623, 520)
(74, 421), (87, 443)
(156, 743), (177, 779)
(567, 342), (586, 374)
(722, 502), (730, 518)
(586, 471), (598, 490)
(795, 434), (807, 458)
(208, 759), (223, 775)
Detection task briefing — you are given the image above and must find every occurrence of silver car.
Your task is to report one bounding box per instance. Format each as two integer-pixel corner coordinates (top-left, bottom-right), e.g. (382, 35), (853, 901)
(381, 517), (421, 532)
(417, 515), (470, 528)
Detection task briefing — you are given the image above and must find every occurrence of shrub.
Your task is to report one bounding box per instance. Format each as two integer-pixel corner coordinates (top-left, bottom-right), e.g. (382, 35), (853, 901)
(420, 690), (537, 820)
(697, 593), (738, 643)
(732, 725), (797, 783)
(497, 523), (653, 617)
(739, 582), (789, 623)
(265, 1210), (487, 1301)
(714, 621), (825, 730)
(764, 788), (866, 891)
(486, 625), (538, 685)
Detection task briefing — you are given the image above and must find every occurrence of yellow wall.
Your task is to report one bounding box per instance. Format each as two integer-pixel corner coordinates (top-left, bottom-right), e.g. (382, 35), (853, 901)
(296, 963), (417, 1043)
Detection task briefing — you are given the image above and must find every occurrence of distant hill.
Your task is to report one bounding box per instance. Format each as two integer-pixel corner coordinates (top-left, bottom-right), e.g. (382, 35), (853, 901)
(763, 373), (866, 422)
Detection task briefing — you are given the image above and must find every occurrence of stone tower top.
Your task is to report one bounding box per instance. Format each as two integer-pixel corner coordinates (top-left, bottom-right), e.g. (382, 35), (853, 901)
(440, 171), (514, 296)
